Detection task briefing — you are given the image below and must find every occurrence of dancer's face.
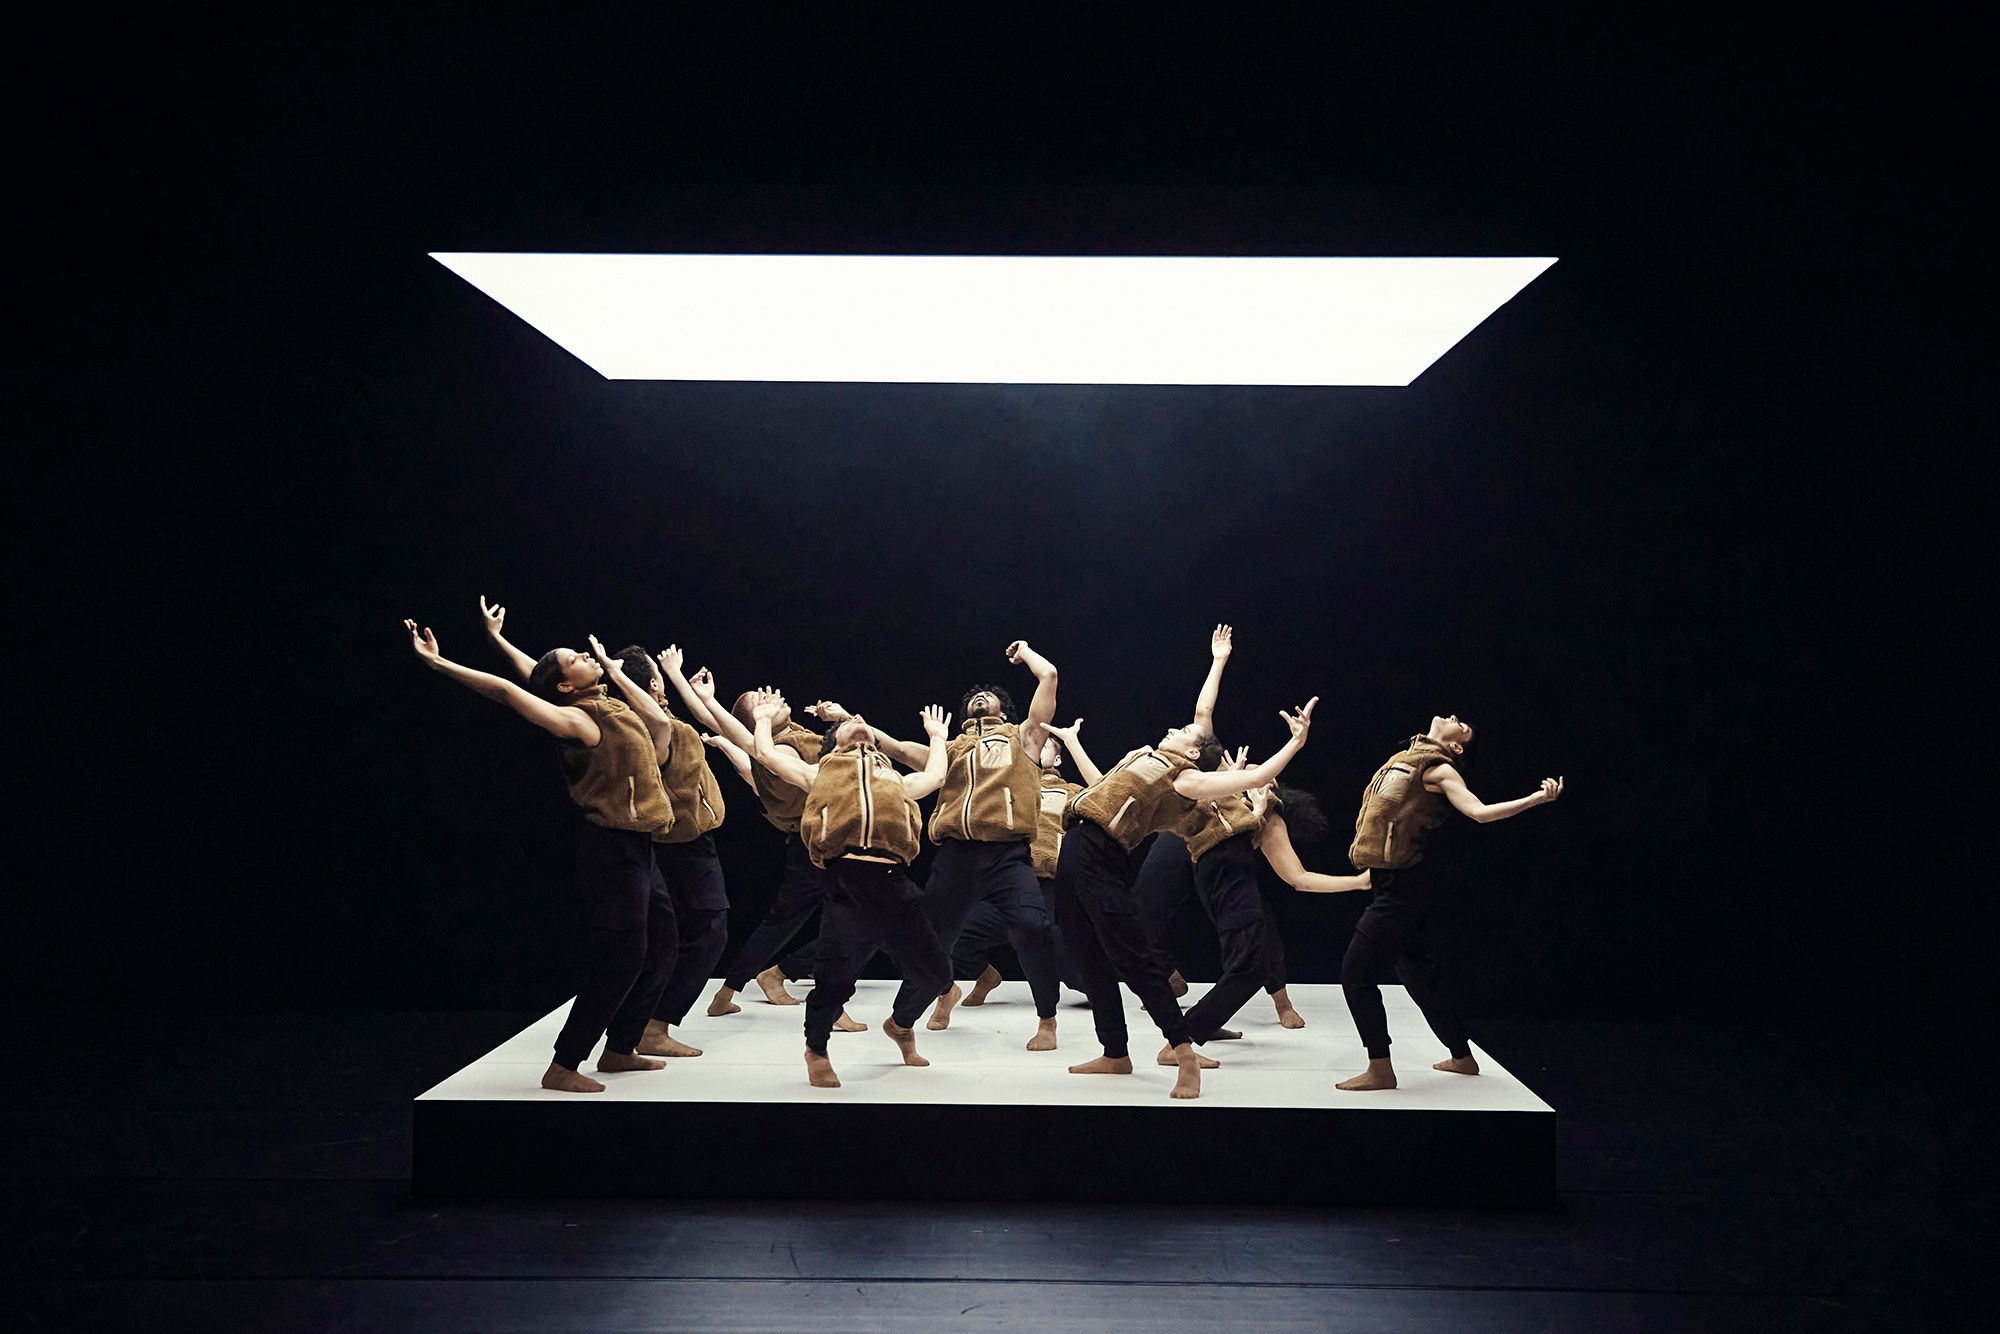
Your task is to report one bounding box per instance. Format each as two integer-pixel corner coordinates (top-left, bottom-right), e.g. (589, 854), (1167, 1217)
(1158, 721), (1207, 758)
(550, 648), (604, 693)
(1428, 715), (1473, 754)
(963, 689), (1003, 719)
(833, 717), (871, 750)
(1038, 736), (1062, 769)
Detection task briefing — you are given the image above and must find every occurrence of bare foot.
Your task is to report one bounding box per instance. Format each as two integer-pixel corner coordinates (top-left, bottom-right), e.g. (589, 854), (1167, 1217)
(755, 966), (801, 1006)
(1433, 1055), (1481, 1076)
(804, 1047), (841, 1088)
(1168, 969), (1189, 998)
(1026, 1016), (1058, 1051)
(1336, 1058), (1398, 1091)
(1212, 1027), (1243, 1041)
(882, 1019), (930, 1067)
(706, 986), (742, 1017)
(1170, 1044), (1203, 1100)
(541, 1062), (605, 1093)
(1067, 1054), (1134, 1075)
(927, 982), (964, 1031)
(963, 965), (1003, 1006)
(833, 1011), (868, 1033)
(1272, 988), (1307, 1029)
(1158, 1043), (1219, 1069)
(637, 1020), (703, 1058)
(596, 1049), (665, 1073)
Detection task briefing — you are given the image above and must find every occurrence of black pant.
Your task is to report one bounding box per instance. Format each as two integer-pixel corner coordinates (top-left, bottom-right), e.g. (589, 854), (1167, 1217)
(1181, 833), (1273, 1044)
(651, 834), (731, 1027)
(1341, 860), (1472, 1061)
(720, 833), (829, 989)
(949, 880), (1087, 994)
(1051, 821), (1192, 1057)
(1133, 831), (1195, 975)
(926, 840), (1061, 1018)
(552, 823), (680, 1071)
(1256, 879), (1289, 995)
(803, 858), (951, 1055)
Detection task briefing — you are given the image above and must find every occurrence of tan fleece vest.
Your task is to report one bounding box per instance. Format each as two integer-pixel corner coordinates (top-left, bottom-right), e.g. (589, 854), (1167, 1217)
(557, 687), (676, 836)
(751, 720), (824, 833)
(1072, 745), (1199, 852)
(656, 712), (726, 843)
(1178, 790), (1264, 862)
(1348, 737), (1455, 869)
(928, 716), (1039, 844)
(802, 744), (923, 868)
(1031, 769), (1084, 879)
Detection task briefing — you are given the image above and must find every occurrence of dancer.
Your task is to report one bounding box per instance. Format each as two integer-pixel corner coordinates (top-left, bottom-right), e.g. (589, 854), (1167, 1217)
(1335, 716), (1563, 1091)
(407, 617), (677, 1093)
(746, 693), (955, 1088)
(1173, 760), (1370, 1047)
(815, 640), (1065, 1050)
(1053, 665), (1318, 1099)
(683, 664), (859, 1025)
(952, 724), (1092, 1009)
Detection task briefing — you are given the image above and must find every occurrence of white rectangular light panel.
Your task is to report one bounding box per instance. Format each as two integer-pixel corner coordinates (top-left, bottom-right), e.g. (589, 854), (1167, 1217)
(429, 253), (1555, 386)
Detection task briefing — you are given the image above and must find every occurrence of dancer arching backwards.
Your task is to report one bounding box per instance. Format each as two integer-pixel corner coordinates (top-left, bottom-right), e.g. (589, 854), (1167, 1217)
(745, 692), (955, 1089)
(948, 723), (1092, 1010)
(1052, 651), (1319, 1100)
(481, 601), (734, 1060)
(406, 617), (677, 1094)
(1335, 715), (1563, 1092)
(812, 640), (1065, 1051)
(684, 664), (861, 1029)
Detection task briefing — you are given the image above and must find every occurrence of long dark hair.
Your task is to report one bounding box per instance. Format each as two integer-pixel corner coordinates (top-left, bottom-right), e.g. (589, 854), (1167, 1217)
(1271, 783), (1329, 845)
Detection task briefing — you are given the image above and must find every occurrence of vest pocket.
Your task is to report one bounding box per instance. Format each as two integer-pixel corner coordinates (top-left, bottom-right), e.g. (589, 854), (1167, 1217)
(1385, 820), (1396, 864)
(1112, 796), (1137, 829)
(1003, 789), (1015, 828)
(627, 776), (638, 823)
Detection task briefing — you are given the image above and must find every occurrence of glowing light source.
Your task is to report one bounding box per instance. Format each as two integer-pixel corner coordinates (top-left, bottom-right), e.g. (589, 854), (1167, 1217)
(429, 253), (1555, 386)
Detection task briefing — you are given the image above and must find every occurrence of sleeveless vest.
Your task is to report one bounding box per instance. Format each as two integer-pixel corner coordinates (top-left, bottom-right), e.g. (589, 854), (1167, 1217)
(751, 720), (824, 833)
(1178, 789), (1264, 862)
(802, 744), (923, 868)
(1348, 736), (1455, 869)
(556, 687), (676, 836)
(1031, 769), (1084, 879)
(928, 716), (1039, 844)
(1072, 745), (1199, 852)
(656, 712), (726, 843)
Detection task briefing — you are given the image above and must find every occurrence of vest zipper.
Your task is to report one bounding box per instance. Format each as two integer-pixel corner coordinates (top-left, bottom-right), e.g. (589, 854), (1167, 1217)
(857, 754), (874, 850)
(960, 750), (977, 836)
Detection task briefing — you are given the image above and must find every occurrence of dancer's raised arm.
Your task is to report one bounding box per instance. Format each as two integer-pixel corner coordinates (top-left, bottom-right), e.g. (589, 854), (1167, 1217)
(1173, 697), (1317, 800)
(479, 595), (539, 681)
(749, 691), (820, 791)
(407, 619), (599, 744)
(1251, 789), (1370, 894)
(1192, 624), (1232, 736)
(658, 644), (723, 730)
(589, 634), (675, 754)
(1042, 718), (1103, 786)
(898, 705), (954, 801)
(702, 731), (756, 787)
(804, 700), (930, 769)
(1006, 639), (1059, 753)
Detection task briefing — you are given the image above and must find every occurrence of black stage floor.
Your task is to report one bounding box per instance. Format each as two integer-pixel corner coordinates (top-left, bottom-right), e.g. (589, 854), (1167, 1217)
(0, 1010), (1979, 1332)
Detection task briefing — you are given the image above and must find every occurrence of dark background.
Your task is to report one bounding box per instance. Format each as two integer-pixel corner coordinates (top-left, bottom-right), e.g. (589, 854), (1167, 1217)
(16, 13), (1987, 1025)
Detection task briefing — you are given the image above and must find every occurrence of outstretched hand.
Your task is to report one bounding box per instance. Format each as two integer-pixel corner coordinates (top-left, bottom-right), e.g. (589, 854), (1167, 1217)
(586, 633), (619, 672)
(1280, 696), (1319, 743)
(1211, 623), (1233, 659)
(405, 618), (440, 665)
(479, 595), (507, 637)
(659, 644), (685, 677)
(748, 688), (785, 724)
(1536, 777), (1565, 805)
(687, 667), (717, 701)
(920, 704), (952, 740)
(805, 700), (851, 723)
(1044, 716), (1084, 745)
(1004, 640), (1029, 664)
(1218, 744), (1250, 771)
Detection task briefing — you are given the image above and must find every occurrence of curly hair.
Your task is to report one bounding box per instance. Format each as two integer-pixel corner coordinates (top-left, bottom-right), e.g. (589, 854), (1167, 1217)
(958, 683), (1018, 723)
(1271, 783), (1330, 846)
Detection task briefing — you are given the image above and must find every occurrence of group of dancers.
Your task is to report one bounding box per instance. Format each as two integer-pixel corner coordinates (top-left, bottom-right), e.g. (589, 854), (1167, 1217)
(405, 604), (1563, 1100)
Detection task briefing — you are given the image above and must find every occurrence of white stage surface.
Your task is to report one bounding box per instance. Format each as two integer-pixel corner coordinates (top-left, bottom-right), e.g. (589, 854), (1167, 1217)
(414, 980), (1555, 1204)
(420, 980), (1549, 1115)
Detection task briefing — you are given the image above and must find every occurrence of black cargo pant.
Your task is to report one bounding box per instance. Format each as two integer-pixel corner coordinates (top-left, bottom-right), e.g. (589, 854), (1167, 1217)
(1181, 833), (1274, 1044)
(1133, 830), (1195, 976)
(650, 833), (731, 1027)
(719, 833), (829, 990)
(925, 840), (1061, 1018)
(949, 880), (1087, 994)
(1051, 820), (1192, 1058)
(552, 822), (680, 1072)
(1340, 860), (1472, 1061)
(804, 857), (952, 1055)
